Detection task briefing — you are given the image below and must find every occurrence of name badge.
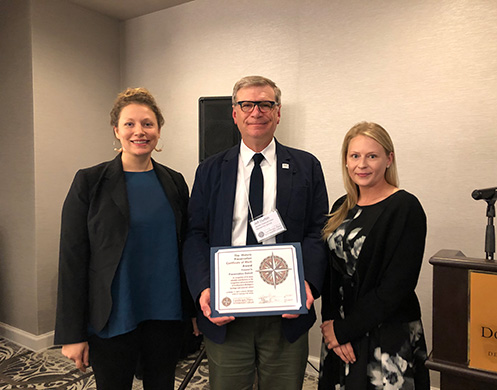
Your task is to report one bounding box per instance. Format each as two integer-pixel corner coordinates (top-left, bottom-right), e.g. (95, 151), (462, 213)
(249, 210), (287, 243)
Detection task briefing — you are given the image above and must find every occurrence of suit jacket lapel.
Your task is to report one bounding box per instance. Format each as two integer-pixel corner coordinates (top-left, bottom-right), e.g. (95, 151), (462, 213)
(106, 154), (130, 224)
(105, 155), (184, 238)
(220, 145), (239, 244)
(153, 160), (183, 238)
(276, 141), (293, 243)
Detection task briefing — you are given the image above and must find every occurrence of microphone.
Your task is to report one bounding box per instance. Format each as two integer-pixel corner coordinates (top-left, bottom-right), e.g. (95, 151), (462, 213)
(472, 187), (497, 201)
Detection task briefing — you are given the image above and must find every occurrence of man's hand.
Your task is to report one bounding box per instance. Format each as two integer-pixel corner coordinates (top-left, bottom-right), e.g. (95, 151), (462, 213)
(282, 281), (314, 319)
(200, 288), (235, 326)
(61, 342), (90, 372)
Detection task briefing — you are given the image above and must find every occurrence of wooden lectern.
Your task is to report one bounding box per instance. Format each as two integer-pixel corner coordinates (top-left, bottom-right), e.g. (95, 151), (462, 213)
(427, 249), (497, 389)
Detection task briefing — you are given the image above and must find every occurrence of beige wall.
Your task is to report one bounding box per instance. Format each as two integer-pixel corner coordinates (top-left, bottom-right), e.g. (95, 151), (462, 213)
(0, 0), (37, 334)
(120, 0), (497, 380)
(0, 0), (120, 342)
(31, 0), (120, 334)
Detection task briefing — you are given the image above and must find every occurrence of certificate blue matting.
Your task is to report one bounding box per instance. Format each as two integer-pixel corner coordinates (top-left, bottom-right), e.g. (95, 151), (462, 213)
(209, 242), (307, 318)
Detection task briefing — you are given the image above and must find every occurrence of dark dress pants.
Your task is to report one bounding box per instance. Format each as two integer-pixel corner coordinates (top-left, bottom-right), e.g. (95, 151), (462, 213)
(88, 320), (185, 390)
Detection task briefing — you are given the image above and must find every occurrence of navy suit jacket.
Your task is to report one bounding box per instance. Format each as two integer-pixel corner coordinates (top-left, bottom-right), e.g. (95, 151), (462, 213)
(54, 154), (194, 345)
(183, 140), (329, 343)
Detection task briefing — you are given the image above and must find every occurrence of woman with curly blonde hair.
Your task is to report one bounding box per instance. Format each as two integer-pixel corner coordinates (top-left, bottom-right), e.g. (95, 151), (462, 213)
(55, 88), (194, 390)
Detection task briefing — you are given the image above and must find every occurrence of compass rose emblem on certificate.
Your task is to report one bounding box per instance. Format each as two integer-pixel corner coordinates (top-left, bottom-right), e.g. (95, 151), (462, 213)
(256, 253), (292, 288)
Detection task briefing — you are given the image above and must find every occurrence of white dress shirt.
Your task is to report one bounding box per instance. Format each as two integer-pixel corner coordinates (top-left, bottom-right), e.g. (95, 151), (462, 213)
(231, 139), (277, 246)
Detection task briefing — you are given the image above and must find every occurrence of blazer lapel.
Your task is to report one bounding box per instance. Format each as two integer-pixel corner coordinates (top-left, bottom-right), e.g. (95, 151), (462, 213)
(106, 154), (130, 224)
(220, 145), (239, 244)
(276, 141), (293, 243)
(153, 160), (183, 238)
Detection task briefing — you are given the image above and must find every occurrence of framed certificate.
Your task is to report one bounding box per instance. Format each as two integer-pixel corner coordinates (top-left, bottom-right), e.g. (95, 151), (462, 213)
(210, 243), (307, 318)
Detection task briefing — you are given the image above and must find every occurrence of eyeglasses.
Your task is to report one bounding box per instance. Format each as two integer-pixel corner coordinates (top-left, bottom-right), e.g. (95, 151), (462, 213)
(235, 101), (278, 113)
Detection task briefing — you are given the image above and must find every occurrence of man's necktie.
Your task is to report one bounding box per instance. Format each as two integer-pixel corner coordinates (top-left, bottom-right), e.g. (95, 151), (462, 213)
(246, 153), (264, 245)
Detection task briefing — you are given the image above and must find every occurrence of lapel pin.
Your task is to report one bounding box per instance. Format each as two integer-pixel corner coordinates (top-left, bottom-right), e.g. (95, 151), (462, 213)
(282, 163), (290, 169)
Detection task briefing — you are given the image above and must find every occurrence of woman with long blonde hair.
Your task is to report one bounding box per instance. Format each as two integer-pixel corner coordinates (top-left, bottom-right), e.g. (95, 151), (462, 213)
(319, 122), (430, 389)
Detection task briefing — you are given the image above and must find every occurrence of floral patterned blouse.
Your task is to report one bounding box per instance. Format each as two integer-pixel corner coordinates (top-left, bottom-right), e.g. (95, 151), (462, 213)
(319, 191), (430, 390)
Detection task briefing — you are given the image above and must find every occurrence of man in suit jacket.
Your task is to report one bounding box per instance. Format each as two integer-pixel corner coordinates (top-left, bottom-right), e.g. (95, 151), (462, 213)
(183, 76), (329, 390)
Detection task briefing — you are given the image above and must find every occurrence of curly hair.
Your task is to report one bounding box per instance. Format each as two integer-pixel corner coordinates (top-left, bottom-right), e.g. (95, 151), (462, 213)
(110, 87), (164, 130)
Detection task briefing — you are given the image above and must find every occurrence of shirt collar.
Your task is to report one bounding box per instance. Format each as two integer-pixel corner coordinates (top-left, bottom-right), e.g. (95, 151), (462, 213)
(240, 138), (276, 167)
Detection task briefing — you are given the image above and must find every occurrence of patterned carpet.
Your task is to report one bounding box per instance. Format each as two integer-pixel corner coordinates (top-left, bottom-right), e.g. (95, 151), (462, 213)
(0, 338), (318, 389)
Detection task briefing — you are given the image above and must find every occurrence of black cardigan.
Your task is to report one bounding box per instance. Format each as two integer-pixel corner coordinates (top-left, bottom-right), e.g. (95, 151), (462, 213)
(322, 190), (427, 345)
(54, 154), (194, 345)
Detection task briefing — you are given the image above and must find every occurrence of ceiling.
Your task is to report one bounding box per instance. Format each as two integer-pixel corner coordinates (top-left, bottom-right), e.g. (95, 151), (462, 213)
(65, 0), (193, 21)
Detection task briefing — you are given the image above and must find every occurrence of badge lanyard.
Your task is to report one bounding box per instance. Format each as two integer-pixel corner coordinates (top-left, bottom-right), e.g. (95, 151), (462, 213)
(244, 156), (286, 243)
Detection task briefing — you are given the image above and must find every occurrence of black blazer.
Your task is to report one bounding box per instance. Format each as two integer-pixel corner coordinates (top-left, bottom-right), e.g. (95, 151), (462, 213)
(183, 140), (329, 344)
(54, 154), (193, 345)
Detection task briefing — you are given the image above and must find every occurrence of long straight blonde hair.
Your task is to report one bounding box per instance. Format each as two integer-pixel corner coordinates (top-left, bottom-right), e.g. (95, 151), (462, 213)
(322, 122), (399, 237)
